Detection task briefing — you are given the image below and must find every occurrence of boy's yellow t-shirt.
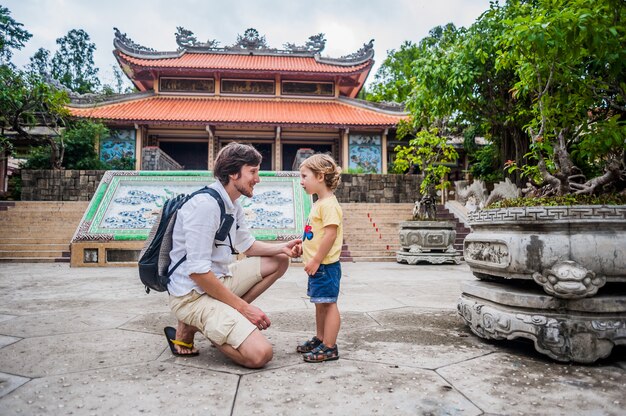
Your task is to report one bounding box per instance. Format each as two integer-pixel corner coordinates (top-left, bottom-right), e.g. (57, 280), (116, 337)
(302, 195), (343, 264)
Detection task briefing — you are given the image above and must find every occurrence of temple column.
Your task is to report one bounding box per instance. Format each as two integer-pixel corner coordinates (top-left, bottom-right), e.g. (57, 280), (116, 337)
(382, 128), (388, 174)
(134, 124), (143, 170)
(206, 125), (215, 170)
(275, 126), (281, 171)
(341, 128), (350, 170)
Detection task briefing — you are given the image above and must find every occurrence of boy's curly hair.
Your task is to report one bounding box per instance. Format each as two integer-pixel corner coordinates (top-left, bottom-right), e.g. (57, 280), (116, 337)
(300, 153), (342, 191)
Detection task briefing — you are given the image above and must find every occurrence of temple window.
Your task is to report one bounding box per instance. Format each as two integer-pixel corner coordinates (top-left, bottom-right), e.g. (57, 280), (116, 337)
(221, 79), (275, 95)
(159, 77), (215, 93)
(282, 81), (334, 97)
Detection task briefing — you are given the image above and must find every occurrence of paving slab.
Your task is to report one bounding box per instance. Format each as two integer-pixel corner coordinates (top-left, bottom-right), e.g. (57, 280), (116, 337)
(234, 360), (482, 415)
(0, 329), (165, 378)
(0, 362), (238, 415)
(0, 371), (30, 399)
(437, 352), (626, 415)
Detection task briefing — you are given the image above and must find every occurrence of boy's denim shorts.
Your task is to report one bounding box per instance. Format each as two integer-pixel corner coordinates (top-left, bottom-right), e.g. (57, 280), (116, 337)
(307, 261), (341, 303)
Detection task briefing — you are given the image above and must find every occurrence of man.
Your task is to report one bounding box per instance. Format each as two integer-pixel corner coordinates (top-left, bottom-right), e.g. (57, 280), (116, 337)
(165, 142), (302, 368)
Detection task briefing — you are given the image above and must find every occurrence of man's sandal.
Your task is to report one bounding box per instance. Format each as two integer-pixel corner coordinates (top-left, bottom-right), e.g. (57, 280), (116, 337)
(164, 326), (199, 357)
(296, 336), (323, 353)
(303, 343), (339, 362)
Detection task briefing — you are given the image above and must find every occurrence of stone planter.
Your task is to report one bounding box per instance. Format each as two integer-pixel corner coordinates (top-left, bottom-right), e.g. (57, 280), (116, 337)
(396, 220), (461, 265)
(463, 205), (626, 299)
(458, 205), (626, 363)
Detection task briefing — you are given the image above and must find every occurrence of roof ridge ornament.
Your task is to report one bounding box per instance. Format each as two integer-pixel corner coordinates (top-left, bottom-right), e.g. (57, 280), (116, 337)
(283, 33), (326, 53)
(175, 27), (220, 50)
(341, 39), (374, 60)
(232, 28), (270, 50)
(114, 28), (155, 52)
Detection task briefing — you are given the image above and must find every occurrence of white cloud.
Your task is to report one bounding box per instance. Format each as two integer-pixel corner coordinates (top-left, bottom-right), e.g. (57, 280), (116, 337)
(5, 0), (492, 86)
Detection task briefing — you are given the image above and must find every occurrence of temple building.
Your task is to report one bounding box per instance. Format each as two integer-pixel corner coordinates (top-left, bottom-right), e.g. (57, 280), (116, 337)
(68, 28), (406, 173)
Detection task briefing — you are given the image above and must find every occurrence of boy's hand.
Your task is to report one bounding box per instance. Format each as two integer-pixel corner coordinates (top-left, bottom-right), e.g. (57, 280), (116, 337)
(304, 259), (320, 276)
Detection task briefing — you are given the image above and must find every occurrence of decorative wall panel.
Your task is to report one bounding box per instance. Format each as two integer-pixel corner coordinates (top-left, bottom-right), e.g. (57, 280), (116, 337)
(72, 171), (311, 243)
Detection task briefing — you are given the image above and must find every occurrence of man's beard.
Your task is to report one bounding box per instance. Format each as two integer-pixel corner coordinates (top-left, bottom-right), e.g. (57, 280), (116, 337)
(235, 181), (254, 198)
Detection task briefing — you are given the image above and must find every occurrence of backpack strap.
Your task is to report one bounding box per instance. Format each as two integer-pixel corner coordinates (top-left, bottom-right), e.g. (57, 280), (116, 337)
(166, 186), (235, 278)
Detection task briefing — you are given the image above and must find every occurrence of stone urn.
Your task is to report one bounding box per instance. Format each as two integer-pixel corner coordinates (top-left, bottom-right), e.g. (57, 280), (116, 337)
(396, 220), (461, 265)
(458, 205), (626, 363)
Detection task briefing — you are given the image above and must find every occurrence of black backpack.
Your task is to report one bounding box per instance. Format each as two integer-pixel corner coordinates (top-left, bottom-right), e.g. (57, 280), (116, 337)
(138, 186), (233, 293)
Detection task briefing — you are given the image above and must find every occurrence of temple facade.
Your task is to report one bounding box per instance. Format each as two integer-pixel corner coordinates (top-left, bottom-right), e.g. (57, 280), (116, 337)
(68, 28), (406, 173)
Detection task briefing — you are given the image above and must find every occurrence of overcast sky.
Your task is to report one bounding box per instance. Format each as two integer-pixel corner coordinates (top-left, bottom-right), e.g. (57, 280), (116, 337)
(6, 0), (493, 87)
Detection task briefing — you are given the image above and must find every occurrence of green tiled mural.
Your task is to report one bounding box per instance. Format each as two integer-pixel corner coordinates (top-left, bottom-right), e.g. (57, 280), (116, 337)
(72, 171), (311, 243)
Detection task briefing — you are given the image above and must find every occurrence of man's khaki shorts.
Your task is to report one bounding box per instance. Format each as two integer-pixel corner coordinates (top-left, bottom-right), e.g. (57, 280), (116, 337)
(169, 257), (262, 349)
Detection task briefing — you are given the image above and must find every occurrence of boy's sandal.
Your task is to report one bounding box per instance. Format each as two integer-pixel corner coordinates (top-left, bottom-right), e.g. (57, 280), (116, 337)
(303, 343), (339, 362)
(296, 336), (322, 353)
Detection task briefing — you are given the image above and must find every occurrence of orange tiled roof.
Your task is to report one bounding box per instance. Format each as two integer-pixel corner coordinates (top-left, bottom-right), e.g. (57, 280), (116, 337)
(69, 96), (405, 127)
(118, 52), (371, 74)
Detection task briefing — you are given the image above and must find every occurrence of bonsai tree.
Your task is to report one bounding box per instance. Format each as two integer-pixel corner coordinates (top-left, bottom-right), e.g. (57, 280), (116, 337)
(496, 0), (626, 200)
(393, 127), (458, 219)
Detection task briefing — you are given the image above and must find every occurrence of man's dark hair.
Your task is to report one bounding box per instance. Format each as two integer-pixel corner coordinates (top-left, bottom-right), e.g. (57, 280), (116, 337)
(213, 142), (262, 185)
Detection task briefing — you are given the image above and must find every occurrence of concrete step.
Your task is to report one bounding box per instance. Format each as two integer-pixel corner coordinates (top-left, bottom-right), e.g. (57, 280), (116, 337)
(0, 257), (70, 263)
(0, 250), (70, 258)
(1, 237), (71, 244)
(0, 244), (69, 251)
(342, 256), (397, 263)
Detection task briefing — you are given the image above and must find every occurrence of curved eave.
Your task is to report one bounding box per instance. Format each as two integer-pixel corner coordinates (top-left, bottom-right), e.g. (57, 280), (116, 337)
(68, 96), (406, 129)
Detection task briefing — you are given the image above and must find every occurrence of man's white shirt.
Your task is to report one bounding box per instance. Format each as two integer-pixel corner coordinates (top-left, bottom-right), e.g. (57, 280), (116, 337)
(167, 181), (255, 296)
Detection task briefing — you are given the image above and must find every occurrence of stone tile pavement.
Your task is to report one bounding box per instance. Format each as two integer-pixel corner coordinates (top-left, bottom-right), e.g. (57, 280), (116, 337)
(0, 262), (624, 415)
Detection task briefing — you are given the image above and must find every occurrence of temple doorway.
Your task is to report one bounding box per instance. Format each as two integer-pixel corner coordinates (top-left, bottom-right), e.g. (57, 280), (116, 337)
(159, 141), (208, 170)
(283, 143), (333, 170)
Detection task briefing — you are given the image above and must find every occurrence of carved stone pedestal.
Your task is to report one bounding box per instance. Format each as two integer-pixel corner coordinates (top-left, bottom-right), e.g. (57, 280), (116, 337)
(458, 280), (626, 363)
(396, 221), (461, 265)
(463, 205), (626, 297)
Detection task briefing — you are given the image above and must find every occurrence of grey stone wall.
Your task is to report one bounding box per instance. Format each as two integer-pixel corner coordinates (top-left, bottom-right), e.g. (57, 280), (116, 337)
(141, 147), (182, 170)
(20, 170), (423, 203)
(21, 170), (106, 201)
(335, 174), (422, 203)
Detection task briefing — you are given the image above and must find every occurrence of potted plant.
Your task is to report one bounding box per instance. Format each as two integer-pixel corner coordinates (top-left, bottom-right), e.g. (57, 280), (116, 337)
(393, 128), (461, 264)
(457, 1), (626, 363)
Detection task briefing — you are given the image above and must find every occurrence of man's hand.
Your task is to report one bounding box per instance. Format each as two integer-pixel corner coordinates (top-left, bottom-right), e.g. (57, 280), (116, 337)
(239, 303), (271, 330)
(282, 238), (302, 258)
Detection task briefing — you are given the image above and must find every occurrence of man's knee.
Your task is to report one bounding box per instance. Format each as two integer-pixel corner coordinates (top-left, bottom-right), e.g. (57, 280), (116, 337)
(276, 253), (290, 274)
(246, 344), (273, 368)
(239, 332), (273, 368)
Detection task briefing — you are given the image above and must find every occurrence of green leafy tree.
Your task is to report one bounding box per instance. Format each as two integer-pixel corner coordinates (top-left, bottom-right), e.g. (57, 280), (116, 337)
(393, 127), (458, 219)
(0, 66), (70, 168)
(497, 0), (626, 196)
(367, 40), (421, 103)
(22, 120), (135, 170)
(51, 29), (100, 93)
(27, 47), (51, 76)
(0, 5), (31, 64)
(405, 11), (532, 186)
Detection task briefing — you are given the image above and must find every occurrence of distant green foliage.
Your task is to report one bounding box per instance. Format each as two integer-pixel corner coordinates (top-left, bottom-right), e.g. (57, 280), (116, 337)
(393, 128), (458, 195)
(0, 6), (31, 63)
(51, 29), (100, 93)
(21, 120), (134, 170)
(469, 144), (503, 183)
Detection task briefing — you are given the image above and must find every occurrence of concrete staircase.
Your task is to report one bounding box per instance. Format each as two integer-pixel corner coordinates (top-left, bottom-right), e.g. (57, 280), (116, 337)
(436, 204), (471, 253)
(340, 203), (414, 262)
(339, 203), (471, 262)
(0, 201), (88, 263)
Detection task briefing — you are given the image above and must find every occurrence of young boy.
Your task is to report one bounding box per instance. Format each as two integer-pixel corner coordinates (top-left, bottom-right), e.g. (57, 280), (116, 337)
(297, 154), (343, 362)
